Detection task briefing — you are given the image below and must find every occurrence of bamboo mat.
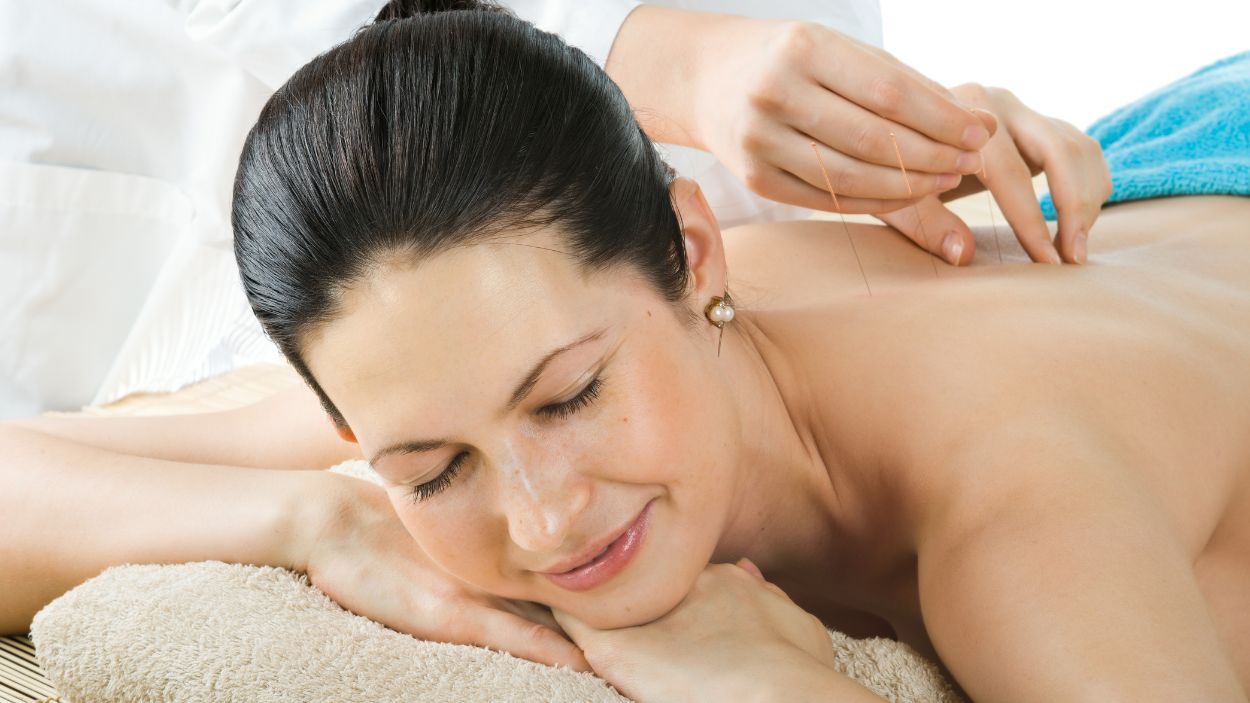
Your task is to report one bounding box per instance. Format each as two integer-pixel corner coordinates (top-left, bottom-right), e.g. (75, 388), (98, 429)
(0, 362), (300, 702)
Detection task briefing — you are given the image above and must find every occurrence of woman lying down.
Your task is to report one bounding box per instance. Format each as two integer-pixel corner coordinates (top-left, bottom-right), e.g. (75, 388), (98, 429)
(4, 3), (1248, 702)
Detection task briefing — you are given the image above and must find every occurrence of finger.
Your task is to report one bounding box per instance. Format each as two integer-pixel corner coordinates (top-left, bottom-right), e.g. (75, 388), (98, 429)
(982, 132), (1062, 264)
(876, 195), (976, 266)
(860, 44), (958, 100)
(748, 162), (920, 215)
(811, 40), (991, 151)
(1012, 118), (1110, 265)
(784, 84), (983, 175)
(461, 608), (592, 672)
(798, 137), (964, 201)
(735, 557), (764, 580)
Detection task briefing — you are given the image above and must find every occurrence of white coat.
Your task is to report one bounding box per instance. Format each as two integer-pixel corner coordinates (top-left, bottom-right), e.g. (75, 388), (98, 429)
(0, 0), (881, 418)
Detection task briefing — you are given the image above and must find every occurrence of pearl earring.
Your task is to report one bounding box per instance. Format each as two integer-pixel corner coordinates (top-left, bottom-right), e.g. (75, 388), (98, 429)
(704, 295), (735, 327)
(705, 294), (734, 358)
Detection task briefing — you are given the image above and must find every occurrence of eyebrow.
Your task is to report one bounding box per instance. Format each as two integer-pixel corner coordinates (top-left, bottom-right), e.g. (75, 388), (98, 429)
(367, 326), (608, 467)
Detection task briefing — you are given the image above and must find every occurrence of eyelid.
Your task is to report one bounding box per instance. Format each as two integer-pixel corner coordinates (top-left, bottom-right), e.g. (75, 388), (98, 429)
(407, 362), (610, 504)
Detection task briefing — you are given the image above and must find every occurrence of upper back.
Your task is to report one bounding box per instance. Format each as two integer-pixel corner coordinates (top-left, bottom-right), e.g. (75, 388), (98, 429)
(722, 195), (1250, 555)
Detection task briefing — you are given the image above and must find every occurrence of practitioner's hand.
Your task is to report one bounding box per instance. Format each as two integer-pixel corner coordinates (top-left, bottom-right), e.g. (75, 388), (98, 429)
(689, 18), (994, 214)
(551, 559), (848, 703)
(877, 83), (1112, 266)
(295, 472), (591, 672)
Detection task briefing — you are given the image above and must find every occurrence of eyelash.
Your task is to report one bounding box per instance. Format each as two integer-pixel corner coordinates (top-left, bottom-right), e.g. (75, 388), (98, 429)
(408, 375), (606, 503)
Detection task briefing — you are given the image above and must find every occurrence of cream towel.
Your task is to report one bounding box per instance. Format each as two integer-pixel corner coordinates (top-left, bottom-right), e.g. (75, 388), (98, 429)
(29, 459), (963, 702)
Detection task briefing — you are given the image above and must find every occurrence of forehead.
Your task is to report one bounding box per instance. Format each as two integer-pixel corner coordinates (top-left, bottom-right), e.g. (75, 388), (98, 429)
(302, 230), (640, 437)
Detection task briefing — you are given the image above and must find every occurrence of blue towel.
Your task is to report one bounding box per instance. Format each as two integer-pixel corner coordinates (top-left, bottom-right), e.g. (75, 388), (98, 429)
(1039, 50), (1250, 220)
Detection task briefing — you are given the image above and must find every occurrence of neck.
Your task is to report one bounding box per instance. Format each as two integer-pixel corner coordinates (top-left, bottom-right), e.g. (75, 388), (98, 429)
(708, 307), (915, 598)
(708, 310), (841, 573)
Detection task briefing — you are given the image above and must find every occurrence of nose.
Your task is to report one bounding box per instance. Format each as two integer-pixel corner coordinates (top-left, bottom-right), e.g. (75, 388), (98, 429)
(495, 443), (591, 555)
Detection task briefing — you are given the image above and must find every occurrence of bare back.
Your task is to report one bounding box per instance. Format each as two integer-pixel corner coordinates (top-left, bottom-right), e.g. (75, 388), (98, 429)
(721, 195), (1250, 686)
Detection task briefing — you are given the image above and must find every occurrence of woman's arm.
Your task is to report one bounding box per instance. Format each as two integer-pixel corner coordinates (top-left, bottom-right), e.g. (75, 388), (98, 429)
(2, 382), (362, 470)
(0, 423), (333, 634)
(917, 423), (1247, 702)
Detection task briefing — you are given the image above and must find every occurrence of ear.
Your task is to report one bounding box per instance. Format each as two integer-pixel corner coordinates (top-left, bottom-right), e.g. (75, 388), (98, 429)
(331, 418), (358, 444)
(668, 176), (727, 301)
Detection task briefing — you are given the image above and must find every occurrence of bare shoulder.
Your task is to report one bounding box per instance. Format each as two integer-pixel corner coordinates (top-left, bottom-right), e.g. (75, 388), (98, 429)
(724, 203), (1250, 556)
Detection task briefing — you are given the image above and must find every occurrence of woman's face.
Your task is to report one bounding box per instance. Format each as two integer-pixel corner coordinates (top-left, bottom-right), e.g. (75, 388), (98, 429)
(301, 226), (742, 628)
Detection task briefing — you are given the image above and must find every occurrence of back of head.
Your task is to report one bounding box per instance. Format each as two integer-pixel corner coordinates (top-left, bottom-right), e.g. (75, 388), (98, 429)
(232, 0), (690, 425)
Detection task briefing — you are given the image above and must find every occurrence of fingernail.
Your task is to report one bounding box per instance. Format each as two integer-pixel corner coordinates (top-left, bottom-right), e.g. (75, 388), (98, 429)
(962, 125), (989, 149)
(956, 152), (980, 173)
(1074, 232), (1087, 264)
(1047, 247), (1062, 265)
(937, 173), (961, 189)
(943, 233), (964, 265)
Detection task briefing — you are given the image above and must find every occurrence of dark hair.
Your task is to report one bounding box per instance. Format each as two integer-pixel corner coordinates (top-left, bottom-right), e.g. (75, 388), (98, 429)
(232, 0), (700, 429)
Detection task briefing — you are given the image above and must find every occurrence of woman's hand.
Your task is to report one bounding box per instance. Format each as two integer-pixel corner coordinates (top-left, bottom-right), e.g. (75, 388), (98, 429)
(689, 19), (997, 215)
(294, 472), (590, 672)
(551, 559), (850, 702)
(877, 83), (1112, 266)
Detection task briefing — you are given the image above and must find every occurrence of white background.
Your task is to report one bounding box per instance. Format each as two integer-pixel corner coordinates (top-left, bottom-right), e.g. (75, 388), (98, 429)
(881, 0), (1250, 130)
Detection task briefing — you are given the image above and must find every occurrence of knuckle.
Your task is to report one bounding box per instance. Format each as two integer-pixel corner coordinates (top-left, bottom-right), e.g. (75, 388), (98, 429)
(868, 77), (904, 114)
(774, 21), (819, 62)
(985, 85), (1015, 103)
(745, 79), (788, 114)
(1057, 133), (1086, 158)
(521, 621), (555, 647)
(740, 160), (772, 194)
(833, 169), (858, 196)
(736, 119), (772, 154)
(951, 81), (989, 104)
(851, 124), (881, 159)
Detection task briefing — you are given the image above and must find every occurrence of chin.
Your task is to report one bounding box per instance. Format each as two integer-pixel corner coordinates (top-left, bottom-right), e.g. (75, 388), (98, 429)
(550, 543), (709, 630)
(570, 583), (689, 629)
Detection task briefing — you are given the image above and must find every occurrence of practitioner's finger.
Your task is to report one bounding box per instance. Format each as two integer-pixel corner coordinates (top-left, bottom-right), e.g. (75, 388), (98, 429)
(750, 161), (920, 215)
(809, 36), (991, 152)
(801, 138), (964, 201)
(877, 194), (976, 266)
(1012, 116), (1112, 264)
(982, 130), (1061, 264)
(790, 83), (984, 176)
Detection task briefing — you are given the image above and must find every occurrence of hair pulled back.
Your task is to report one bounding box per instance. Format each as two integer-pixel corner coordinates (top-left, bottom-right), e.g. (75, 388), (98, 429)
(232, 0), (692, 428)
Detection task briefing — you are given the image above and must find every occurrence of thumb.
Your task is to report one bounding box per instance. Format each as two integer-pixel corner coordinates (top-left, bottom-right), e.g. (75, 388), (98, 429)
(550, 607), (594, 645)
(876, 195), (975, 266)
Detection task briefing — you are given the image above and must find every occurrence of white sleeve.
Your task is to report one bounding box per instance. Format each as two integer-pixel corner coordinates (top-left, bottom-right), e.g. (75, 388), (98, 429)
(181, 0), (641, 89)
(502, 0), (642, 68)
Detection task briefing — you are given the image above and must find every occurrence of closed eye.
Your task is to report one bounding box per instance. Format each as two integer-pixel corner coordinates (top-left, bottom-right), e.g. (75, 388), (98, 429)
(408, 374), (607, 503)
(536, 375), (604, 420)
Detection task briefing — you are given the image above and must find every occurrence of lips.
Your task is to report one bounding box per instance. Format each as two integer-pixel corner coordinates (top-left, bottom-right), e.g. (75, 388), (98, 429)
(540, 499), (655, 592)
(539, 503), (648, 575)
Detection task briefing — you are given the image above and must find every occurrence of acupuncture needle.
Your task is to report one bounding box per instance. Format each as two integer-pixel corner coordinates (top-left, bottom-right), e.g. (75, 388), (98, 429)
(980, 152), (1004, 264)
(889, 131), (941, 279)
(809, 141), (872, 297)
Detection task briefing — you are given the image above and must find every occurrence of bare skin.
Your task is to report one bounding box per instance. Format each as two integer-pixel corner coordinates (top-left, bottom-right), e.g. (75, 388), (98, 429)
(5, 192), (1245, 699)
(716, 194), (1250, 698)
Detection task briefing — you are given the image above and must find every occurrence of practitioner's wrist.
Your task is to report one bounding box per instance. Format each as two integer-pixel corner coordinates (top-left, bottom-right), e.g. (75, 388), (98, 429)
(605, 5), (732, 150)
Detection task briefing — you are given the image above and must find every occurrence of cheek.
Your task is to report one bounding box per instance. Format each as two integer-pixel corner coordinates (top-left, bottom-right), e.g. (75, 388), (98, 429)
(610, 338), (731, 490)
